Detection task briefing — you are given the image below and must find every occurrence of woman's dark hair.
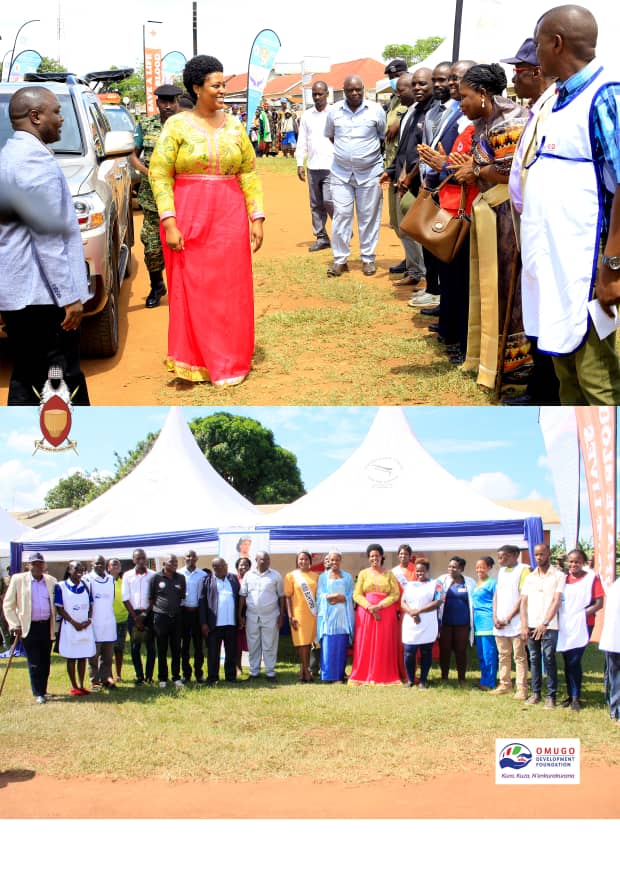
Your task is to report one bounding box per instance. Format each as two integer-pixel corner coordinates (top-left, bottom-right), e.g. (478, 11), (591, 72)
(397, 543), (413, 555)
(461, 63), (507, 96)
(478, 555), (495, 569)
(366, 543), (385, 561)
(235, 556), (251, 572)
(568, 547), (588, 563)
(449, 555), (466, 570)
(183, 55), (224, 104)
(415, 557), (430, 570)
(296, 551), (313, 567)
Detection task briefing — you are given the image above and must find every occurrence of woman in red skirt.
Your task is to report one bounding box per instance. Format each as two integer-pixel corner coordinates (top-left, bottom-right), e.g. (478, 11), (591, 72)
(149, 55), (265, 387)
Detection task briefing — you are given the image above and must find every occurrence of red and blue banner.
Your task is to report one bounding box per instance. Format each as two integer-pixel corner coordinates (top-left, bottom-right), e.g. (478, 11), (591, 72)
(161, 51), (186, 86)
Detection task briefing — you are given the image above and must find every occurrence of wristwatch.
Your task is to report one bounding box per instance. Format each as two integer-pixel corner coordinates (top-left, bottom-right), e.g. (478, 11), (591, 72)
(602, 254), (620, 270)
(473, 164), (481, 177)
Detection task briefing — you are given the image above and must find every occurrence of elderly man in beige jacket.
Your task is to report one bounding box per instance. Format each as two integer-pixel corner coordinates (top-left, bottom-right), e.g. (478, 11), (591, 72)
(3, 552), (56, 704)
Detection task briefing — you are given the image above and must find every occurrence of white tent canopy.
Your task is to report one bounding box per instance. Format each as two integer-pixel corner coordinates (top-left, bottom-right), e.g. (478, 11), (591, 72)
(0, 508), (35, 556)
(14, 408), (266, 561)
(262, 407), (543, 553)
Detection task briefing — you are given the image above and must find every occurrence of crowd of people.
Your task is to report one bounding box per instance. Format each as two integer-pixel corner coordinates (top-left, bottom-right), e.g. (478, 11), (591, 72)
(2, 542), (619, 727)
(0, 5), (617, 403)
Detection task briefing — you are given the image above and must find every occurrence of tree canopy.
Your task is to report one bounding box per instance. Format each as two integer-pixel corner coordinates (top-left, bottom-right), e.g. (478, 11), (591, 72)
(37, 55), (67, 74)
(45, 413), (305, 509)
(382, 37), (446, 67)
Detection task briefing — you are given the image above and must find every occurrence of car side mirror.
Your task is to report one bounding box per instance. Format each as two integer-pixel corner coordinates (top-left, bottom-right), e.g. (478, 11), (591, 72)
(103, 130), (136, 157)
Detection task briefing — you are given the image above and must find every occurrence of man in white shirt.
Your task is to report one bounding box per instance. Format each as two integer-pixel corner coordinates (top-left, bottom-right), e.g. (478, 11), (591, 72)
(492, 544), (530, 699)
(178, 549), (206, 683)
(121, 548), (155, 685)
(239, 551), (284, 681)
(324, 75), (386, 276)
(520, 543), (566, 708)
(295, 80), (334, 252)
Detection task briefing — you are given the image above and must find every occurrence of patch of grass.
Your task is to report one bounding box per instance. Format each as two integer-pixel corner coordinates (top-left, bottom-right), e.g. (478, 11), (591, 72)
(1, 644), (617, 783)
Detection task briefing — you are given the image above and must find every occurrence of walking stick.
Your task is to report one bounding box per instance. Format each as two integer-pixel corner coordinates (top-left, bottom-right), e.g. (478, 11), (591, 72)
(494, 249), (522, 401)
(0, 634), (21, 698)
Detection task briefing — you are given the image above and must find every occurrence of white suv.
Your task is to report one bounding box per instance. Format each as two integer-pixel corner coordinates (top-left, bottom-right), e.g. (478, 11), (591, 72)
(0, 73), (135, 357)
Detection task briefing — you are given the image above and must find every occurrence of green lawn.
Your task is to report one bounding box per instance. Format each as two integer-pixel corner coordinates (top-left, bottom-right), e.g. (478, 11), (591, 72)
(1, 640), (616, 783)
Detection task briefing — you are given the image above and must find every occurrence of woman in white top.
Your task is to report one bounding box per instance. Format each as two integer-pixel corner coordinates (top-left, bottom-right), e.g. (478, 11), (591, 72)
(557, 549), (603, 711)
(54, 561), (96, 696)
(600, 575), (620, 725)
(85, 555), (118, 689)
(401, 559), (441, 689)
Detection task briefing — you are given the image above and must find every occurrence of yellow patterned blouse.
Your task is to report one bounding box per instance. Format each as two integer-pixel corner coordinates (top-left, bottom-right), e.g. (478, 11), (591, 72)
(148, 111), (264, 220)
(353, 568), (401, 609)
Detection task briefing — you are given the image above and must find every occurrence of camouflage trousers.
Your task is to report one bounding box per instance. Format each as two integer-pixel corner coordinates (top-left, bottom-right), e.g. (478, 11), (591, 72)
(141, 209), (165, 272)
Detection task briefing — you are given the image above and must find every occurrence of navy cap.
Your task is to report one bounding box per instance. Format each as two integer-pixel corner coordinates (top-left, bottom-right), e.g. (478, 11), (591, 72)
(500, 38), (539, 66)
(154, 84), (183, 97)
(384, 58), (408, 76)
(28, 551), (45, 563)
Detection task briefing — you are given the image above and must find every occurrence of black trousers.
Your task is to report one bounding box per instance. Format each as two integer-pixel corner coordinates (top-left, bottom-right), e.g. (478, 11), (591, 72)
(180, 608), (204, 681)
(153, 612), (182, 682)
(22, 620), (52, 697)
(2, 305), (89, 405)
(438, 238), (471, 350)
(207, 625), (237, 682)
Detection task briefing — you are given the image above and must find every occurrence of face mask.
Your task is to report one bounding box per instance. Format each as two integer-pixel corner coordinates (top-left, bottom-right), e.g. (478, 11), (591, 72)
(390, 78), (399, 91)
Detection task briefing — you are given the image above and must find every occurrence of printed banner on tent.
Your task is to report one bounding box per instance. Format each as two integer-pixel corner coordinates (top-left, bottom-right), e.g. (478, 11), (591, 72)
(218, 531), (270, 573)
(245, 28), (281, 134)
(8, 50), (42, 82)
(161, 51), (186, 85)
(575, 407), (617, 589)
(144, 23), (162, 116)
(539, 407), (579, 550)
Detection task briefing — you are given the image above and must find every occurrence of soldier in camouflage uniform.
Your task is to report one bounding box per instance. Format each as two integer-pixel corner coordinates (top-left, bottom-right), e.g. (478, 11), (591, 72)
(131, 84), (182, 308)
(382, 58), (410, 276)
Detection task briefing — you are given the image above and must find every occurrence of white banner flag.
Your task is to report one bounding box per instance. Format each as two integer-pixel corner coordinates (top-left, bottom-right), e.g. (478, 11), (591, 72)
(539, 407), (579, 550)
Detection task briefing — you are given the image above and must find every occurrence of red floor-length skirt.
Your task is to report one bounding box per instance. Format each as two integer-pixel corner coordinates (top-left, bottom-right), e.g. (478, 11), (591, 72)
(161, 174), (254, 383)
(349, 592), (401, 685)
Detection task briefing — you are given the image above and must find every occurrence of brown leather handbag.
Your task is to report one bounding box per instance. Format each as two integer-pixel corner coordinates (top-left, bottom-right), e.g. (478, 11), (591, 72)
(399, 175), (471, 263)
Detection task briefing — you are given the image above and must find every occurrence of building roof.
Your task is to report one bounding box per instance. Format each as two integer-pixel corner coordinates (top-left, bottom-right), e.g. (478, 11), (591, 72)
(224, 57), (387, 103)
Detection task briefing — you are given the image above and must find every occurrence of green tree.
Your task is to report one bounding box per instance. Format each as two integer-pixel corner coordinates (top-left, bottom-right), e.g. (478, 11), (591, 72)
(189, 413), (305, 503)
(382, 37), (445, 67)
(45, 471), (113, 509)
(113, 65), (147, 106)
(47, 412), (305, 509)
(37, 55), (67, 74)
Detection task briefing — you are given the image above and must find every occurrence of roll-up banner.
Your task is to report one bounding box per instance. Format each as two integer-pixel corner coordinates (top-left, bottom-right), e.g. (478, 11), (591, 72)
(245, 28), (281, 134)
(9, 50), (42, 82)
(144, 23), (163, 116)
(575, 407), (617, 591)
(539, 407), (580, 551)
(161, 51), (186, 86)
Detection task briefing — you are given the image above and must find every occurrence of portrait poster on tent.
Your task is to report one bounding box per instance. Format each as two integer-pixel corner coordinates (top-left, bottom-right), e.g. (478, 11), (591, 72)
(218, 531), (270, 572)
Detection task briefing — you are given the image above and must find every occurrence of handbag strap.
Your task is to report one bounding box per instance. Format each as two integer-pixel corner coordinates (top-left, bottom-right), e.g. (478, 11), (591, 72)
(422, 167), (469, 215)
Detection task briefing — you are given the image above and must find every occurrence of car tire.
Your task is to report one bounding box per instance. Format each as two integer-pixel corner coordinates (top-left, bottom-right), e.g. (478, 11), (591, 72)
(80, 239), (120, 358)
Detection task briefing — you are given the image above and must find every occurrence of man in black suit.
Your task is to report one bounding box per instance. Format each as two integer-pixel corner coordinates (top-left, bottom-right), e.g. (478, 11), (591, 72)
(199, 557), (240, 684)
(380, 69), (436, 304)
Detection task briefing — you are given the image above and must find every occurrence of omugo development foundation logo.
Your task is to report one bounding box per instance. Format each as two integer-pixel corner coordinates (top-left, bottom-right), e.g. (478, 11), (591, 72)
(498, 742), (533, 770)
(496, 738), (580, 785)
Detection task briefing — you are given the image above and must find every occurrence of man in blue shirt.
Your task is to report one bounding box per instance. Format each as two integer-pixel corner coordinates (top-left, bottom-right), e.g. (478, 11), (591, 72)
(521, 5), (620, 403)
(0, 87), (91, 404)
(324, 76), (386, 276)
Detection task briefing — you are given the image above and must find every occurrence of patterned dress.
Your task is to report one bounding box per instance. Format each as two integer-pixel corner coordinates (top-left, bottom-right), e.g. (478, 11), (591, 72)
(149, 112), (264, 383)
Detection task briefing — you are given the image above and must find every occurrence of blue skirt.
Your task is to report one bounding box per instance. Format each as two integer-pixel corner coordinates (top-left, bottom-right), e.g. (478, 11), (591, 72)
(320, 633), (348, 681)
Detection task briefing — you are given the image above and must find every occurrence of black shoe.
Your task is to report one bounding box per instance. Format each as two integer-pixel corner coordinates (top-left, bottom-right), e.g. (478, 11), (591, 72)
(502, 393), (536, 406)
(420, 306), (440, 317)
(389, 260), (407, 274)
(327, 262), (349, 277)
(449, 352), (465, 364)
(266, 675), (277, 683)
(145, 287), (164, 308)
(309, 240), (330, 252)
(135, 678), (144, 686)
(428, 323), (440, 332)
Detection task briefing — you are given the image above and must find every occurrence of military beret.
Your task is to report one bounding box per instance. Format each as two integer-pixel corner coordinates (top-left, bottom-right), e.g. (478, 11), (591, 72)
(154, 84), (183, 97)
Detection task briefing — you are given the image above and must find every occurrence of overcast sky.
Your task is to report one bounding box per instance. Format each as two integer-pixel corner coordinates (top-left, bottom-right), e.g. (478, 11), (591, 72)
(2, 1), (615, 78)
